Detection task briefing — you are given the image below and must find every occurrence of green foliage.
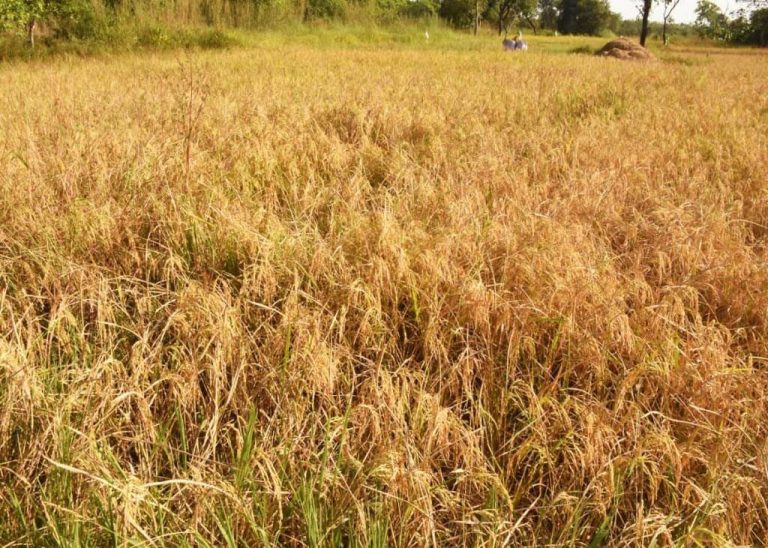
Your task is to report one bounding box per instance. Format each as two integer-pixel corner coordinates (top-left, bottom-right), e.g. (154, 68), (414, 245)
(134, 25), (238, 48)
(539, 0), (558, 29)
(0, 0), (113, 43)
(695, 0), (728, 38)
(485, 0), (537, 33)
(557, 0), (612, 35)
(749, 7), (768, 44)
(616, 18), (697, 38)
(730, 7), (768, 45)
(54, 0), (111, 39)
(439, 0), (477, 28)
(306, 0), (349, 19)
(568, 43), (593, 53)
(377, 0), (439, 20)
(0, 0), (48, 31)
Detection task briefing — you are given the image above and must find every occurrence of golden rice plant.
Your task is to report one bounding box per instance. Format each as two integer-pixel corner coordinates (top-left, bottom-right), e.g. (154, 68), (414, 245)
(0, 42), (767, 545)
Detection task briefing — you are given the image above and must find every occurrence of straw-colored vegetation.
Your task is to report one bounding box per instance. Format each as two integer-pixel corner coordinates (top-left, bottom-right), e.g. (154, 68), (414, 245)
(1, 38), (767, 545)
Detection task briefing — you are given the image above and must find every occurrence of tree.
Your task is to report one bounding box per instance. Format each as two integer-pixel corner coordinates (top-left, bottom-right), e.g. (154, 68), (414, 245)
(539, 0), (558, 29)
(0, 0), (51, 47)
(730, 6), (768, 44)
(440, 0), (479, 28)
(661, 0), (681, 43)
(558, 0), (578, 33)
(695, 0), (728, 38)
(489, 0), (538, 34)
(750, 7), (768, 44)
(557, 0), (612, 35)
(637, 0), (652, 46)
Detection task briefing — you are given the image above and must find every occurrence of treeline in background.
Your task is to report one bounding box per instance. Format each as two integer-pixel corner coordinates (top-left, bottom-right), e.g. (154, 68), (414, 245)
(0, 0), (766, 56)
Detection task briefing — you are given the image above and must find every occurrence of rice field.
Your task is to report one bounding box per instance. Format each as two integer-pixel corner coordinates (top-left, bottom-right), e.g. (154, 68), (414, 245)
(1, 36), (767, 545)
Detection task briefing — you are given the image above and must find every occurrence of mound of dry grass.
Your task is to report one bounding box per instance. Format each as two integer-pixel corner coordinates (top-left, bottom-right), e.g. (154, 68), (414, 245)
(597, 37), (656, 61)
(0, 44), (767, 545)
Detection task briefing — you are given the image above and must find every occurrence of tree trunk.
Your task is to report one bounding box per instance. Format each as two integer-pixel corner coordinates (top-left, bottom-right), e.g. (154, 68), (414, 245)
(498, 5), (508, 35)
(27, 18), (36, 48)
(474, 0), (480, 35)
(639, 0), (652, 46)
(662, 18), (668, 45)
(523, 14), (538, 34)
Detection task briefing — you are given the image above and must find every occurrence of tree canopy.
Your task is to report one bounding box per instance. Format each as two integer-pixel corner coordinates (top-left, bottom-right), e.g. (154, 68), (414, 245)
(557, 0), (612, 35)
(695, 0), (729, 38)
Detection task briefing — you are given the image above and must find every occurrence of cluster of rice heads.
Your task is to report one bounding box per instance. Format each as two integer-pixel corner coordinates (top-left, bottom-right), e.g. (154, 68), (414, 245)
(0, 46), (767, 545)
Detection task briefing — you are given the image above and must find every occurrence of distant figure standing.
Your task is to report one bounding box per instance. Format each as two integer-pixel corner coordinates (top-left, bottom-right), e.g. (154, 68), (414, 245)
(424, 30), (430, 42)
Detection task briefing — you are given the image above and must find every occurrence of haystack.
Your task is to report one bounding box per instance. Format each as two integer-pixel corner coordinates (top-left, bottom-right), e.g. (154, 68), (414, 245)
(596, 38), (655, 61)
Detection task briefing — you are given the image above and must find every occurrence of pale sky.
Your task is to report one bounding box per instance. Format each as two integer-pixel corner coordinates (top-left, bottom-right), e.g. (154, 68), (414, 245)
(609, 0), (735, 23)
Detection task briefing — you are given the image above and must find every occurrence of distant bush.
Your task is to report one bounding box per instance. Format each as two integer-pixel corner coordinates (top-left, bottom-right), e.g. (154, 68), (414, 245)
(53, 0), (111, 40)
(195, 27), (237, 48)
(376, 0), (438, 20)
(135, 25), (239, 49)
(307, 0), (349, 20)
(569, 44), (594, 54)
(439, 0), (475, 28)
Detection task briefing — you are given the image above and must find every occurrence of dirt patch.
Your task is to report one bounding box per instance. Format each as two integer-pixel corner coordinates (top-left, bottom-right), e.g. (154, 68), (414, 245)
(596, 38), (656, 61)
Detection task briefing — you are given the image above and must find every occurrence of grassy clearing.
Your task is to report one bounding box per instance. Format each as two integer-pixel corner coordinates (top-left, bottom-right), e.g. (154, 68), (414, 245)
(0, 18), (736, 62)
(0, 22), (578, 61)
(0, 25), (239, 62)
(0, 37), (767, 545)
